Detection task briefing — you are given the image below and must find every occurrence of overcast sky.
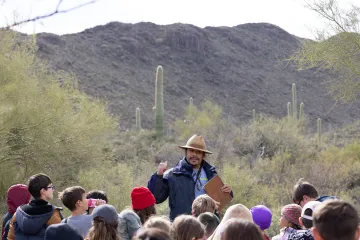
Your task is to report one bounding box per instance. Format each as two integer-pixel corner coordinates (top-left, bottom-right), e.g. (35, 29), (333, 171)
(0, 0), (356, 39)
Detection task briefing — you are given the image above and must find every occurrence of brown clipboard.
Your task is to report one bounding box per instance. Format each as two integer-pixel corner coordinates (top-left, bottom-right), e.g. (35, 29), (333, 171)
(203, 175), (232, 211)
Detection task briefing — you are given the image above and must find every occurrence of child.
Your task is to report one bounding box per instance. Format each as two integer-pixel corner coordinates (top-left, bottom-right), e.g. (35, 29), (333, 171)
(171, 215), (205, 240)
(272, 204), (302, 240)
(86, 204), (120, 240)
(197, 212), (220, 239)
(7, 173), (62, 240)
(250, 205), (272, 240)
(59, 186), (93, 238)
(143, 215), (172, 234)
(86, 190), (108, 214)
(45, 223), (83, 240)
(312, 200), (360, 240)
(192, 194), (218, 217)
(2, 184), (31, 240)
(220, 219), (264, 240)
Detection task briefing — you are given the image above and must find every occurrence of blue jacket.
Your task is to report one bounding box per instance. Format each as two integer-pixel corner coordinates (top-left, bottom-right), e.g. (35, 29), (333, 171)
(148, 158), (221, 220)
(13, 206), (60, 240)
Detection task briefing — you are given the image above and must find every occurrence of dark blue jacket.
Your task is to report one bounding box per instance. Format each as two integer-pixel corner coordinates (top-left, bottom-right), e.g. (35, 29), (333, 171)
(2, 212), (12, 240)
(13, 206), (60, 240)
(148, 158), (221, 220)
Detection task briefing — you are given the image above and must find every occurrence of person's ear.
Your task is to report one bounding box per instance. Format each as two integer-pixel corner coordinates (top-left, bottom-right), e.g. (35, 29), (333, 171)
(299, 217), (303, 227)
(40, 188), (46, 196)
(312, 227), (323, 240)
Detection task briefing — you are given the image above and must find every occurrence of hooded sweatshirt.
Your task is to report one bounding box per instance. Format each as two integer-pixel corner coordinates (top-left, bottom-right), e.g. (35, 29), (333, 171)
(7, 199), (62, 240)
(2, 184), (31, 240)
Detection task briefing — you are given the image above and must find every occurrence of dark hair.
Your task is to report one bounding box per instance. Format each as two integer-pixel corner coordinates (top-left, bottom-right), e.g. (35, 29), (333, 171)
(301, 208), (314, 229)
(171, 215), (205, 240)
(87, 216), (120, 240)
(59, 186), (86, 211)
(134, 205), (156, 224)
(197, 212), (220, 237)
(135, 228), (171, 240)
(221, 219), (264, 240)
(313, 200), (359, 240)
(86, 190), (108, 203)
(292, 179), (318, 203)
(28, 173), (52, 199)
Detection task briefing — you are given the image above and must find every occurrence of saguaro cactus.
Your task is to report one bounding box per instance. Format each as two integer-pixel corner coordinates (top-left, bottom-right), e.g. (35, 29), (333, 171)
(189, 97), (193, 114)
(299, 102), (304, 120)
(155, 66), (164, 140)
(287, 102), (291, 118)
(136, 107), (141, 132)
(292, 83), (297, 119)
(252, 109), (256, 121)
(317, 118), (322, 142)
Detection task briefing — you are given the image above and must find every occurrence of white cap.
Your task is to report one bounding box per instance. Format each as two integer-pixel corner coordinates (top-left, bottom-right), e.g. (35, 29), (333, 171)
(301, 201), (321, 220)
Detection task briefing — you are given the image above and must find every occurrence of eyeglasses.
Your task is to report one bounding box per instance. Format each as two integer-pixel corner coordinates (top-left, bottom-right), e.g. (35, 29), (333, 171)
(297, 198), (303, 206)
(45, 185), (55, 190)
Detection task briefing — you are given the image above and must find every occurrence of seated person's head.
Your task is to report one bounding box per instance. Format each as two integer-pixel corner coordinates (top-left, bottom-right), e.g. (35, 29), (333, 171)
(59, 186), (88, 213)
(143, 215), (172, 234)
(292, 178), (319, 207)
(250, 205), (272, 231)
(45, 223), (83, 240)
(197, 212), (220, 239)
(220, 219), (264, 240)
(28, 173), (54, 201)
(280, 204), (302, 230)
(312, 200), (360, 240)
(88, 204), (119, 240)
(171, 215), (205, 240)
(86, 190), (108, 214)
(300, 201), (321, 229)
(135, 228), (171, 240)
(192, 194), (217, 217)
(131, 186), (156, 224)
(7, 184), (31, 214)
(222, 204), (253, 223)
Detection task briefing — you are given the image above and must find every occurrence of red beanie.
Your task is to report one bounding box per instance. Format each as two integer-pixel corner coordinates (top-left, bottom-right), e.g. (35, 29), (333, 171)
(131, 186), (156, 210)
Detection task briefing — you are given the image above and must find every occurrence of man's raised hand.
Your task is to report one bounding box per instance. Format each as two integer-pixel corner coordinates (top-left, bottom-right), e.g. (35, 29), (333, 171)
(157, 161), (168, 176)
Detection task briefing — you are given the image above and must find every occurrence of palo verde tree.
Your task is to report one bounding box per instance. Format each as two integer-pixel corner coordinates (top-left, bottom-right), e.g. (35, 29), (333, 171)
(0, 31), (117, 197)
(291, 0), (360, 102)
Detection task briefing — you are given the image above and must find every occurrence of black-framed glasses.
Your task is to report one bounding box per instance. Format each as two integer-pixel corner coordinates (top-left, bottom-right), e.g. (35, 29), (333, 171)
(45, 185), (55, 190)
(297, 198), (303, 206)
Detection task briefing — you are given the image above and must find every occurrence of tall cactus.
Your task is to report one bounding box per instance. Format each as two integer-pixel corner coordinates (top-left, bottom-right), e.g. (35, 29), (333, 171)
(155, 66), (164, 140)
(299, 102), (304, 120)
(189, 97), (193, 115)
(252, 109), (256, 121)
(136, 107), (141, 132)
(317, 118), (322, 143)
(287, 102), (291, 118)
(292, 83), (297, 119)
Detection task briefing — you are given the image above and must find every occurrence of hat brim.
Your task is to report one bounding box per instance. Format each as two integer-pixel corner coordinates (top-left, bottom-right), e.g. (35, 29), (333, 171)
(178, 145), (213, 154)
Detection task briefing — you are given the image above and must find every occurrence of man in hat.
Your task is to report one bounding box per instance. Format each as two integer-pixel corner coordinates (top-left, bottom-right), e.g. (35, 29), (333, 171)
(147, 134), (232, 221)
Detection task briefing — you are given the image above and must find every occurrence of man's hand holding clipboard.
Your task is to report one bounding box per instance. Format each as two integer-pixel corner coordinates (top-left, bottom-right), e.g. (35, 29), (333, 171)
(203, 175), (233, 212)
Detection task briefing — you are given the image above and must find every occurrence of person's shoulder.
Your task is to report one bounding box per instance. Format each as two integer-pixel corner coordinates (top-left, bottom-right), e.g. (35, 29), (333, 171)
(163, 168), (174, 178)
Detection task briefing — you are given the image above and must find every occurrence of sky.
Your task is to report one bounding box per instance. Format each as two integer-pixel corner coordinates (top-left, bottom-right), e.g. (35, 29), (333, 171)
(0, 0), (356, 39)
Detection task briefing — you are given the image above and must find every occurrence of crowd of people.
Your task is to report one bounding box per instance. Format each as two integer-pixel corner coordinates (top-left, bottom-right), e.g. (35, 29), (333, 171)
(1, 135), (359, 240)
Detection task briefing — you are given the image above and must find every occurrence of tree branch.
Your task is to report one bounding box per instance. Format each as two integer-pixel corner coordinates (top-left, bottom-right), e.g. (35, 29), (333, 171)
(1, 0), (97, 30)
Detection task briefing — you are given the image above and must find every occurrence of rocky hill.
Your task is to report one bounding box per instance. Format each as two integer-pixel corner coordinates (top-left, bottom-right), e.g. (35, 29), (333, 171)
(34, 21), (360, 130)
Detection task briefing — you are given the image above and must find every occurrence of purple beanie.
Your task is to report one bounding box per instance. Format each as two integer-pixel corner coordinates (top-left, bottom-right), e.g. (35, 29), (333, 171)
(250, 205), (272, 230)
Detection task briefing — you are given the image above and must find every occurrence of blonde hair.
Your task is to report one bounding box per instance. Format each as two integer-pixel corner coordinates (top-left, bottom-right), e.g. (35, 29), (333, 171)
(171, 215), (205, 240)
(143, 215), (171, 234)
(192, 194), (217, 217)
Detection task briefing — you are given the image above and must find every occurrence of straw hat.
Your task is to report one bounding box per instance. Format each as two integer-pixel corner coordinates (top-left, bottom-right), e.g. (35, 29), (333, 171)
(178, 134), (213, 154)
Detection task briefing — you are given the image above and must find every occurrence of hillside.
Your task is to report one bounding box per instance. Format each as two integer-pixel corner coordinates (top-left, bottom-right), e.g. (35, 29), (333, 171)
(34, 21), (360, 130)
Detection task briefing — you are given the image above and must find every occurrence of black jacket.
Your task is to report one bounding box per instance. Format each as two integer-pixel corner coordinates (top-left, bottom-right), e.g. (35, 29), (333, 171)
(148, 158), (221, 220)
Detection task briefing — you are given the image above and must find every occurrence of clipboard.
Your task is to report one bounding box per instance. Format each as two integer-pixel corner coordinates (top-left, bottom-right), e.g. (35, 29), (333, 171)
(203, 175), (232, 211)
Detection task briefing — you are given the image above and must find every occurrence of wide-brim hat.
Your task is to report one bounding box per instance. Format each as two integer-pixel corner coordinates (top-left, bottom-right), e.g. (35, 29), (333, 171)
(178, 134), (213, 154)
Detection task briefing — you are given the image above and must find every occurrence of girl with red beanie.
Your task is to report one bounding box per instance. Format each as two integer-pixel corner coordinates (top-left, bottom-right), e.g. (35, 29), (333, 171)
(131, 186), (157, 224)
